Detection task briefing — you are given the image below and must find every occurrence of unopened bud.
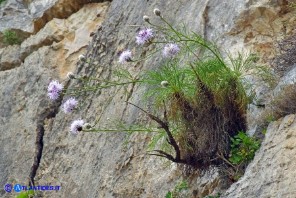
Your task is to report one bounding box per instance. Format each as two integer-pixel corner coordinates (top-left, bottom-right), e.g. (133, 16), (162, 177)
(83, 123), (92, 130)
(79, 54), (86, 62)
(66, 72), (75, 80)
(161, 80), (169, 88)
(143, 15), (150, 22)
(153, 8), (161, 16)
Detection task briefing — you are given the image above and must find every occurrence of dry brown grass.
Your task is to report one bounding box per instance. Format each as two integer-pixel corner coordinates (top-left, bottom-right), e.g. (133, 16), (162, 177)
(271, 84), (296, 118)
(168, 77), (247, 169)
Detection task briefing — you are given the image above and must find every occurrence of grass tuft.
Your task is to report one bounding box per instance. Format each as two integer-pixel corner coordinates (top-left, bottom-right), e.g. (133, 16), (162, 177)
(2, 29), (21, 45)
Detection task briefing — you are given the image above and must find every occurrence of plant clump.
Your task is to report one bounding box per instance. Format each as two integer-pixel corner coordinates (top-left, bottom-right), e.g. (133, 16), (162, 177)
(46, 8), (266, 172)
(2, 29), (21, 45)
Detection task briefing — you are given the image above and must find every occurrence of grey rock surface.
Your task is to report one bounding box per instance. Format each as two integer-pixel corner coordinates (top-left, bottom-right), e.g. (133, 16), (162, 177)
(0, 0), (33, 32)
(0, 0), (295, 198)
(0, 45), (21, 71)
(0, 46), (58, 197)
(273, 65), (296, 97)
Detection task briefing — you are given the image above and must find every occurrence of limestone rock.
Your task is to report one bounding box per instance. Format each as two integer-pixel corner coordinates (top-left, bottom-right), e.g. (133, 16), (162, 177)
(229, 1), (296, 61)
(1, 2), (109, 73)
(0, 0), (99, 48)
(0, 45), (21, 71)
(0, 2), (109, 197)
(0, 0), (295, 197)
(0, 0), (33, 33)
(273, 65), (296, 97)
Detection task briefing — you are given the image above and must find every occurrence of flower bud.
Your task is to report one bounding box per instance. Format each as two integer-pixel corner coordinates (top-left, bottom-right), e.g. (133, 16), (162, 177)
(161, 81), (169, 88)
(153, 8), (161, 16)
(66, 72), (75, 80)
(143, 15), (150, 22)
(79, 54), (86, 62)
(83, 123), (92, 130)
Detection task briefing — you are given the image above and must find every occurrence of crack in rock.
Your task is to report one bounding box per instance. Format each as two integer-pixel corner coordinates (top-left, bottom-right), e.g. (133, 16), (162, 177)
(28, 82), (70, 186)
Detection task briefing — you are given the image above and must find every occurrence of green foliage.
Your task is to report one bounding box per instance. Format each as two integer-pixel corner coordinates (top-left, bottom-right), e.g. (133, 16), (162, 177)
(143, 60), (196, 106)
(0, 0), (6, 5)
(2, 29), (21, 45)
(16, 190), (35, 198)
(165, 181), (189, 198)
(229, 131), (260, 165)
(204, 193), (221, 198)
(265, 114), (276, 123)
(142, 31), (260, 167)
(262, 128), (267, 135)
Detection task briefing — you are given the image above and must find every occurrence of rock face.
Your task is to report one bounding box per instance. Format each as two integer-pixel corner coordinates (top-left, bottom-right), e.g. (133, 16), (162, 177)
(223, 114), (296, 198)
(0, 0), (103, 48)
(0, 0), (295, 198)
(0, 1), (110, 197)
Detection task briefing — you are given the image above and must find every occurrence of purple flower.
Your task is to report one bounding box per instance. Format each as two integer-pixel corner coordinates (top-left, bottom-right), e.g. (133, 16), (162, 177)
(118, 50), (132, 63)
(62, 97), (78, 113)
(136, 28), (154, 45)
(70, 119), (84, 135)
(163, 43), (180, 58)
(47, 80), (63, 100)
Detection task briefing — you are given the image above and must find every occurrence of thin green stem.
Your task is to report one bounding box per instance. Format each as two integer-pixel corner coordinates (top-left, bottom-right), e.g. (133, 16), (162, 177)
(83, 128), (158, 133)
(158, 15), (226, 68)
(147, 21), (169, 32)
(65, 80), (144, 95)
(159, 16), (182, 40)
(131, 47), (162, 62)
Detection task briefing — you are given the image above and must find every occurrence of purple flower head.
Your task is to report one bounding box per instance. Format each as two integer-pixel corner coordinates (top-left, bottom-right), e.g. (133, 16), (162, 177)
(163, 43), (180, 58)
(118, 50), (132, 64)
(62, 97), (78, 113)
(47, 80), (63, 100)
(70, 119), (84, 135)
(136, 28), (154, 45)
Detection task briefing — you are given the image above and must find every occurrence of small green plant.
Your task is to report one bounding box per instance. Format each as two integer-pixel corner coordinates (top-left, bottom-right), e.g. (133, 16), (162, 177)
(265, 113), (276, 123)
(16, 190), (35, 198)
(2, 29), (21, 45)
(0, 0), (6, 5)
(165, 181), (188, 198)
(229, 131), (260, 165)
(204, 193), (221, 198)
(262, 128), (267, 135)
